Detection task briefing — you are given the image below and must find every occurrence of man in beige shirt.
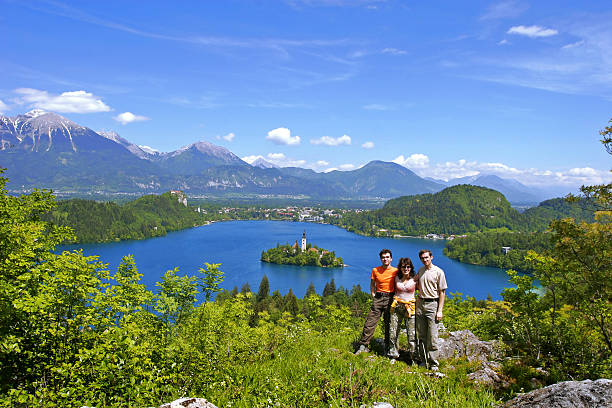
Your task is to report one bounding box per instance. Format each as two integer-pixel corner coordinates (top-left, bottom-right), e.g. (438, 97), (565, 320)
(415, 249), (447, 370)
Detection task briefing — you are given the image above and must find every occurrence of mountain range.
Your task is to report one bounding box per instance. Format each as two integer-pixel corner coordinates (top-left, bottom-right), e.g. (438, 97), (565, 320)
(0, 110), (552, 203)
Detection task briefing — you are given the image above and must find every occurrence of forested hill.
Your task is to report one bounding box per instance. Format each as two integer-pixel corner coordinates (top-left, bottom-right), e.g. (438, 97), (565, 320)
(329, 185), (597, 238)
(440, 197), (596, 271)
(44, 192), (202, 243)
(331, 185), (525, 236)
(522, 197), (595, 228)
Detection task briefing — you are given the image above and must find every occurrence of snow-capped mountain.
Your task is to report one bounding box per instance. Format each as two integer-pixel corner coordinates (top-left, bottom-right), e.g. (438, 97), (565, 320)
(139, 145), (161, 156)
(0, 110), (124, 154)
(0, 110), (558, 202)
(251, 157), (279, 169)
(98, 130), (153, 159)
(157, 141), (249, 175)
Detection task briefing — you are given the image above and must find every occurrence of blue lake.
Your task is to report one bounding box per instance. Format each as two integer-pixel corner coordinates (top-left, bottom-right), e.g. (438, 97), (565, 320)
(62, 220), (512, 300)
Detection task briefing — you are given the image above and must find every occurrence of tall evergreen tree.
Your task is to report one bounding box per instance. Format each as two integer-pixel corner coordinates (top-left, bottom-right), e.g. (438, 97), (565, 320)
(329, 278), (337, 294)
(271, 290), (283, 310)
(305, 282), (316, 298)
(284, 289), (299, 316)
(257, 275), (270, 301)
(323, 279), (337, 297)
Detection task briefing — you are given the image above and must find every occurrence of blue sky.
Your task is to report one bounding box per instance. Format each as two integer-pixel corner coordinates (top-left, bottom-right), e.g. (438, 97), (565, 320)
(1, 0), (611, 191)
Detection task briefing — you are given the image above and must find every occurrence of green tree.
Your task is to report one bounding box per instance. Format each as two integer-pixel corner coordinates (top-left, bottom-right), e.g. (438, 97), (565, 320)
(199, 262), (224, 301)
(503, 121), (612, 379)
(283, 289), (299, 315)
(155, 267), (198, 327)
(0, 169), (118, 401)
(323, 279), (337, 297)
(107, 254), (153, 318)
(257, 275), (270, 301)
(305, 282), (316, 298)
(601, 118), (612, 155)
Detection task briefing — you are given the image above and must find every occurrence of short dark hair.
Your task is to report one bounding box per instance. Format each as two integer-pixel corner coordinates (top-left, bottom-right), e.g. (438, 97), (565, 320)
(397, 257), (415, 279)
(379, 248), (392, 258)
(418, 249), (432, 258)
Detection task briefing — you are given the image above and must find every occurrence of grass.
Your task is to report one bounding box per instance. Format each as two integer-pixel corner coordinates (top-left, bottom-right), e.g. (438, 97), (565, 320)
(194, 325), (500, 408)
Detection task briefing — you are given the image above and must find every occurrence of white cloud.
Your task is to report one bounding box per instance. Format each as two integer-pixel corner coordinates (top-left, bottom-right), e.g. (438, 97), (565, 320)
(507, 25), (558, 38)
(114, 111), (150, 125)
(286, 159), (308, 167)
(568, 167), (598, 177)
(381, 47), (407, 55)
(392, 153), (430, 169)
(465, 15), (612, 98)
(315, 160), (329, 167)
(362, 141), (375, 149)
(222, 132), (235, 142)
(14, 88), (111, 113)
(247, 101), (310, 108)
(267, 153), (286, 160)
(266, 127), (301, 145)
(338, 163), (355, 170)
(562, 40), (585, 50)
(242, 152), (308, 167)
(480, 1), (529, 20)
(363, 104), (390, 111)
(0, 99), (8, 112)
(272, 155), (307, 167)
(350, 50), (367, 58)
(395, 156), (610, 188)
(287, 0), (385, 7)
(480, 162), (521, 174)
(498, 39), (509, 45)
(310, 134), (351, 146)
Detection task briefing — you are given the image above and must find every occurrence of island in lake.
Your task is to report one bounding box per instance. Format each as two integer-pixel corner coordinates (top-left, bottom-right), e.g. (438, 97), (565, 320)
(261, 231), (344, 267)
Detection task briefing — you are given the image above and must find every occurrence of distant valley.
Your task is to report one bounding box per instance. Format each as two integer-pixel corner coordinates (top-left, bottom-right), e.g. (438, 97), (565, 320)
(1, 110), (558, 204)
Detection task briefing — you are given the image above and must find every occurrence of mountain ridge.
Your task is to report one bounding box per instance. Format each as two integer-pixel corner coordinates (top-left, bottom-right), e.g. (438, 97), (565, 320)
(0, 110), (550, 202)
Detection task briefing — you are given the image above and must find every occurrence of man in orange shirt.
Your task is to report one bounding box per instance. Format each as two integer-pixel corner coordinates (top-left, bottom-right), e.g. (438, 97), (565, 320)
(355, 248), (398, 354)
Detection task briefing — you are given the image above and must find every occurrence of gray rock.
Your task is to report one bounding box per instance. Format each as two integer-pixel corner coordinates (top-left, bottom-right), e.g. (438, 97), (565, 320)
(158, 398), (218, 408)
(502, 379), (612, 408)
(438, 330), (501, 362)
(467, 361), (510, 389)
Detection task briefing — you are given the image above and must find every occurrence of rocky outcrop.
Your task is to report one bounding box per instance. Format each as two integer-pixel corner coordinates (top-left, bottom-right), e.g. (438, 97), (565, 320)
(438, 330), (501, 363)
(502, 379), (612, 408)
(467, 361), (510, 389)
(158, 398), (218, 408)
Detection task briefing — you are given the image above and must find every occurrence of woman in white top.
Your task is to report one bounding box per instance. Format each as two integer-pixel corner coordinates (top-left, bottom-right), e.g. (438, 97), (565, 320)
(387, 257), (418, 360)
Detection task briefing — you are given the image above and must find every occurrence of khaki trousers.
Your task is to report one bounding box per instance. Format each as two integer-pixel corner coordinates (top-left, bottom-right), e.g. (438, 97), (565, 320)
(415, 299), (440, 368)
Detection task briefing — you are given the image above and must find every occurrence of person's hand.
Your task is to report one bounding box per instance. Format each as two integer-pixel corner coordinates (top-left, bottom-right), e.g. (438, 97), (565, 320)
(371, 292), (376, 298)
(435, 311), (443, 322)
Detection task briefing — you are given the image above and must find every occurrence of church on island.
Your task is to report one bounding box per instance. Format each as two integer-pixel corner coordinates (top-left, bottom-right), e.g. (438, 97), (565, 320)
(292, 231), (308, 252)
(261, 231), (344, 268)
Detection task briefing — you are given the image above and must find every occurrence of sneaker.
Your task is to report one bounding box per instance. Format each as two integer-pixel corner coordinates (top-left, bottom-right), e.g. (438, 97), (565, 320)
(355, 344), (369, 355)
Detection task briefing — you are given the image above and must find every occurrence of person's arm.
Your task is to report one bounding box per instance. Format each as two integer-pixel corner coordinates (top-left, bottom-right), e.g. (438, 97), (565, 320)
(436, 289), (445, 322)
(370, 278), (376, 297)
